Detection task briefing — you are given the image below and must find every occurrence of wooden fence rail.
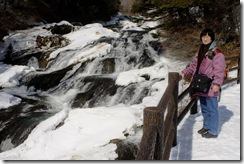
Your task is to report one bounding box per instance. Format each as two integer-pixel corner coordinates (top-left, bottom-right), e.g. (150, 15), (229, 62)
(136, 55), (240, 160)
(136, 73), (179, 160)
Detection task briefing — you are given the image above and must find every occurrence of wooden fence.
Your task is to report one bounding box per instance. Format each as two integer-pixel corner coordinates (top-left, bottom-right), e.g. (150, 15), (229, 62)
(136, 55), (240, 160)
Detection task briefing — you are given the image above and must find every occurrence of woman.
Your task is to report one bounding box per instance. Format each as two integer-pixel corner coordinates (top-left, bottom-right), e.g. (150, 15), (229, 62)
(179, 28), (226, 138)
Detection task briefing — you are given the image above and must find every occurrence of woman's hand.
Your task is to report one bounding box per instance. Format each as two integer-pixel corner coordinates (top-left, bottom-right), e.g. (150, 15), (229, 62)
(212, 85), (220, 92)
(179, 72), (184, 79)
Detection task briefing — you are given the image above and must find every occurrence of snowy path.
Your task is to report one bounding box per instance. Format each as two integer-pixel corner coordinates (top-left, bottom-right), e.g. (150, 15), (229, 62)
(170, 82), (241, 160)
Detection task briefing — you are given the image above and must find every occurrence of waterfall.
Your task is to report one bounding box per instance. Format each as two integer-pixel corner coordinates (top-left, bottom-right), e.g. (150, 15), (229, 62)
(0, 14), (167, 152)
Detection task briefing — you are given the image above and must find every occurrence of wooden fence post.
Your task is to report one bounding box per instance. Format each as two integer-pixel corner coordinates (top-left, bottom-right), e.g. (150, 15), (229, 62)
(237, 56), (240, 84)
(169, 73), (179, 147)
(190, 98), (198, 114)
(136, 107), (161, 160)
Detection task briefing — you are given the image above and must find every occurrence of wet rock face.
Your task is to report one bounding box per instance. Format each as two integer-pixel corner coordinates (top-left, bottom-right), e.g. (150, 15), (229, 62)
(20, 64), (75, 91)
(3, 48), (50, 68)
(71, 76), (117, 108)
(2, 24), (71, 67)
(36, 35), (70, 49)
(138, 49), (156, 68)
(116, 142), (139, 160)
(100, 58), (116, 74)
(111, 138), (139, 160)
(0, 97), (54, 151)
(49, 24), (74, 35)
(36, 24), (72, 49)
(71, 75), (151, 108)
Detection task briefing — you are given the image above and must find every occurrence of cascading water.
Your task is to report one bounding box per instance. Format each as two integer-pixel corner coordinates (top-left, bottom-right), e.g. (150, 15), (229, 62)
(0, 14), (167, 152)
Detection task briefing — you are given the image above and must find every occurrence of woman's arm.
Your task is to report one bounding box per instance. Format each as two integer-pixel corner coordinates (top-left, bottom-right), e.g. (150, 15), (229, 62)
(212, 52), (226, 86)
(181, 56), (198, 77)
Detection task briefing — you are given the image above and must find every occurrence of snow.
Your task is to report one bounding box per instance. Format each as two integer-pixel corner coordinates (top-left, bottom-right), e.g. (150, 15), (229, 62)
(0, 92), (21, 110)
(170, 81), (240, 160)
(50, 23), (119, 59)
(0, 65), (240, 161)
(120, 20), (144, 31)
(0, 5), (242, 163)
(0, 106), (138, 160)
(116, 62), (168, 86)
(0, 63), (35, 88)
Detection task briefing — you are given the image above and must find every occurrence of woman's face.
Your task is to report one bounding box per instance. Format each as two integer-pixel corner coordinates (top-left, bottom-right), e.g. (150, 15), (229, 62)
(201, 34), (212, 45)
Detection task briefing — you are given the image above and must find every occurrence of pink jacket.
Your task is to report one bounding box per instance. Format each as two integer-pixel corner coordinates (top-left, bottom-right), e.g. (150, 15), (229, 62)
(182, 49), (226, 97)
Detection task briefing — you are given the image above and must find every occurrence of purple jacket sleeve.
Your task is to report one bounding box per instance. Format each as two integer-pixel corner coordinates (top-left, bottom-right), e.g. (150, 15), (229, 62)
(182, 56), (197, 76)
(212, 52), (226, 86)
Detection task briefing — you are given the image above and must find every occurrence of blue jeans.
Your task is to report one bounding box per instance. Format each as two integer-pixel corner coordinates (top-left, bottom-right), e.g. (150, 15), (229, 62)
(199, 96), (219, 135)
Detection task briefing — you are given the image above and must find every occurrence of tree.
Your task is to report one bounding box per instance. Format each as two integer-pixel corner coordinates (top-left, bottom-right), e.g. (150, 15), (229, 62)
(132, 0), (240, 43)
(12, 0), (120, 23)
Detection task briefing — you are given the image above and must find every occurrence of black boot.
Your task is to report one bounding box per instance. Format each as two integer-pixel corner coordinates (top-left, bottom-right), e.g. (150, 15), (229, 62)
(197, 128), (208, 134)
(202, 132), (218, 138)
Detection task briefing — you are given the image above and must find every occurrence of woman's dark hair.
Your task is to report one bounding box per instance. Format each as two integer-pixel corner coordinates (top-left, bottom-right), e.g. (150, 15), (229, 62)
(197, 28), (215, 72)
(200, 28), (215, 41)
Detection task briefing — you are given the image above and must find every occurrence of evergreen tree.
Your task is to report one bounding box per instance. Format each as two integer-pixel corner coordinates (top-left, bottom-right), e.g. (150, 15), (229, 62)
(132, 0), (240, 43)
